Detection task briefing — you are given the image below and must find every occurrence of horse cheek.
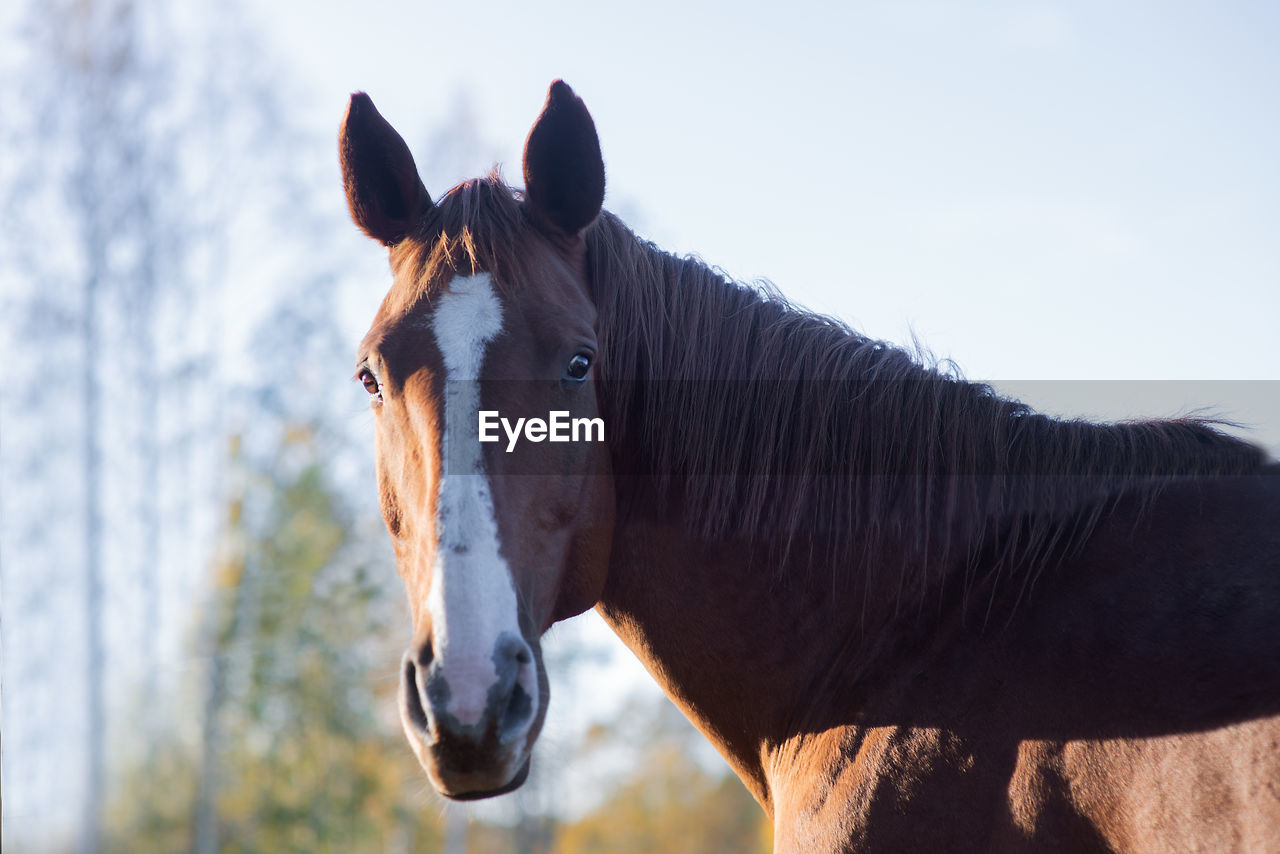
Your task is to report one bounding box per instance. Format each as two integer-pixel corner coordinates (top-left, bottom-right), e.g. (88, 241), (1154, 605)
(549, 500), (615, 625)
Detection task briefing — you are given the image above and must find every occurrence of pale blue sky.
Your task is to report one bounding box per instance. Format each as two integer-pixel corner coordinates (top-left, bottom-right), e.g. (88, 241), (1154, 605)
(261, 0), (1277, 392)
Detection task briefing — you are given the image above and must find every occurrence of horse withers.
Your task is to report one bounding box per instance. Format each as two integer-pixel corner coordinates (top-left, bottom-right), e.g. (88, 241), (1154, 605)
(340, 81), (1280, 851)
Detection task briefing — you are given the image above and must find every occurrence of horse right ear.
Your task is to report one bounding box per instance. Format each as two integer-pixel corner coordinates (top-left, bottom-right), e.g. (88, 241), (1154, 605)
(339, 93), (432, 246)
(522, 80), (605, 236)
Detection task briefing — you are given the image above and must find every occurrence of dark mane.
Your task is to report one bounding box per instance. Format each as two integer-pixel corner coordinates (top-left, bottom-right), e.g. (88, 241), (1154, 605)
(582, 208), (1270, 599)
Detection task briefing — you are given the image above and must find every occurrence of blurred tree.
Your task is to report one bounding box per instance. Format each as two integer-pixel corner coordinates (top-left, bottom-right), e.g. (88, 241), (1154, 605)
(0, 0), (356, 849)
(104, 428), (446, 854)
(0, 2), (184, 849)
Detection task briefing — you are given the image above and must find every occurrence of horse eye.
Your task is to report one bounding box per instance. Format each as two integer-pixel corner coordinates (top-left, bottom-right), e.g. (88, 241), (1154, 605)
(358, 368), (380, 396)
(564, 353), (591, 381)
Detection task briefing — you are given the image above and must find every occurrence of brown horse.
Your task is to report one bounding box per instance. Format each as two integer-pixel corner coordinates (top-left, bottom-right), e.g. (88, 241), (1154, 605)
(340, 81), (1280, 852)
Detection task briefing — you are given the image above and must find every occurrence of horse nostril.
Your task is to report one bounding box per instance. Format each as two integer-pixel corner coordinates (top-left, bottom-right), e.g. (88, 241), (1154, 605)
(494, 634), (530, 672)
(416, 641), (434, 669)
(402, 655), (429, 735)
(493, 634), (536, 737)
(501, 682), (534, 734)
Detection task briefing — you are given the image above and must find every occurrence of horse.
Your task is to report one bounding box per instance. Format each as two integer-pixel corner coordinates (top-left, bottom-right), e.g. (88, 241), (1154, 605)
(339, 81), (1280, 852)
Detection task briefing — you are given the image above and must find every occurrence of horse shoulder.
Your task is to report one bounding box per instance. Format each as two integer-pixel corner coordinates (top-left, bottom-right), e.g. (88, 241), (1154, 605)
(770, 471), (1280, 852)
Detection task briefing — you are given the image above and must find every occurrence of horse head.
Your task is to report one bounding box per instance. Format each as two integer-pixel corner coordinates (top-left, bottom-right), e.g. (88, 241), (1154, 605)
(340, 81), (615, 799)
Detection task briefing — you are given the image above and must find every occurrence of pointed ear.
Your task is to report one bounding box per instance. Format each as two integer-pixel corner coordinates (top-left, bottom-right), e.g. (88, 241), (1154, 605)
(339, 93), (432, 246)
(522, 80), (605, 236)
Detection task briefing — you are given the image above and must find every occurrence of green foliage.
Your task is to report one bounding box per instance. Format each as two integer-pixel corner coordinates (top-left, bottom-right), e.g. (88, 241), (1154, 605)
(103, 431), (444, 853)
(104, 740), (202, 854)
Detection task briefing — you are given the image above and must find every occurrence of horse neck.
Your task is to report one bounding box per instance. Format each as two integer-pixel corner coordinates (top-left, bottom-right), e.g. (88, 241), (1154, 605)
(586, 225), (983, 797)
(595, 483), (950, 814)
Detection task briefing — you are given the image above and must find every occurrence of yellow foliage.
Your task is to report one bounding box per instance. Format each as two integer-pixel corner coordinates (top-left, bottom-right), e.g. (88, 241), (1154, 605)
(552, 744), (770, 854)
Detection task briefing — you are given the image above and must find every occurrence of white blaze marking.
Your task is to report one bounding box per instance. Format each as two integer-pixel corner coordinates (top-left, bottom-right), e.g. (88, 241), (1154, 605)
(425, 272), (524, 727)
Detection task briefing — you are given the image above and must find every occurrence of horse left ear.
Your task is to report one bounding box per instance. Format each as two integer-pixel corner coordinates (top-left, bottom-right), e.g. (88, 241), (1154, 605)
(522, 80), (606, 236)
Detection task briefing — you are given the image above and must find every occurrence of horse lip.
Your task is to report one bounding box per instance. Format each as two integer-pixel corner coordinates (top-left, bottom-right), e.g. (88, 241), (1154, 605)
(415, 716), (535, 800)
(434, 755), (532, 801)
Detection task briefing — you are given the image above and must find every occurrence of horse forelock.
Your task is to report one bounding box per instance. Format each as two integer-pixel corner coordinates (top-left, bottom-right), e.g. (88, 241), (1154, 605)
(380, 171), (533, 321)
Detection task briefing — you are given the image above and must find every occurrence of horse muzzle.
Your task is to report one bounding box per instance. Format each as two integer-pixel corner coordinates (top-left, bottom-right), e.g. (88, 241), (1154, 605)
(398, 632), (540, 798)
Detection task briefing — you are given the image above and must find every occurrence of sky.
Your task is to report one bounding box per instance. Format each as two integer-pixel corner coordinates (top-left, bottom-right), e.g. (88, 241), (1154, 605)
(252, 0), (1278, 441)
